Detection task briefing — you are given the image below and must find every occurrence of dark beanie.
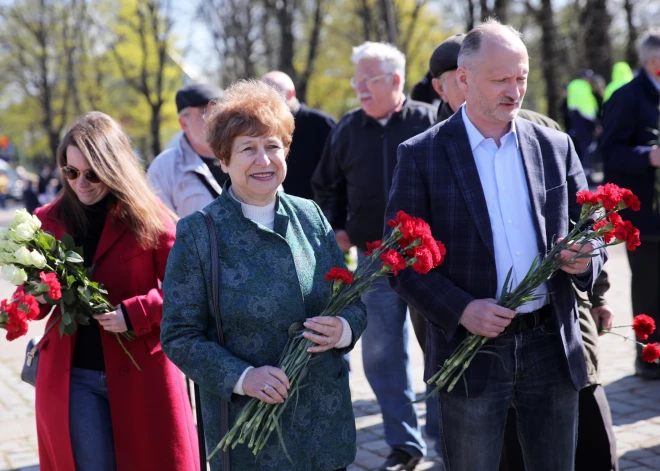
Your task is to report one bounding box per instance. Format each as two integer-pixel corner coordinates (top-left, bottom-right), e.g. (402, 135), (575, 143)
(429, 34), (465, 78)
(175, 83), (222, 113)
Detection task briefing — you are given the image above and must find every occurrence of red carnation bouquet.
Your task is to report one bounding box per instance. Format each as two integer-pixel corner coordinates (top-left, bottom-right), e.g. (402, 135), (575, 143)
(211, 211), (445, 460)
(603, 314), (660, 363)
(425, 183), (642, 397)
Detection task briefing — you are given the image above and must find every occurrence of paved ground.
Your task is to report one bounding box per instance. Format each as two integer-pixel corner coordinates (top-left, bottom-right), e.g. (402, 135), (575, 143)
(1, 204), (659, 470)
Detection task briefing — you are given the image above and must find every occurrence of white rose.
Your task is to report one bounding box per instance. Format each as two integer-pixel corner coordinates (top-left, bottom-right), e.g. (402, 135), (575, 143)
(9, 223), (37, 243)
(9, 210), (41, 234)
(29, 250), (47, 269)
(1, 264), (28, 285)
(0, 251), (16, 265)
(13, 246), (32, 266)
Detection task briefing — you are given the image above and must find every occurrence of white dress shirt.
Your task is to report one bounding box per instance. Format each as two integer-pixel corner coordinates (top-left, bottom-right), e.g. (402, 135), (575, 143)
(461, 106), (548, 313)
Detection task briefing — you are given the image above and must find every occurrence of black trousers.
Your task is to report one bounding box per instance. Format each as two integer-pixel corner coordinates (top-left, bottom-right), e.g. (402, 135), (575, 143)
(499, 385), (618, 471)
(628, 240), (660, 346)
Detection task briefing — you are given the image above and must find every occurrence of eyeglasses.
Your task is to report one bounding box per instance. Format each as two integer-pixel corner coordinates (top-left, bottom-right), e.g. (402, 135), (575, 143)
(350, 73), (393, 89)
(61, 166), (101, 184)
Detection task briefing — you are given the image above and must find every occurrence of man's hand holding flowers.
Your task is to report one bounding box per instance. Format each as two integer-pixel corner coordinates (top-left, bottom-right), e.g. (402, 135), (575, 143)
(459, 299), (515, 338)
(557, 239), (596, 274)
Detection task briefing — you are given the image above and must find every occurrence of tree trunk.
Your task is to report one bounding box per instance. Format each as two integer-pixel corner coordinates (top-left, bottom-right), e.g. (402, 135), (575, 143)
(581, 0), (612, 81)
(479, 0), (490, 22)
(277, 0), (297, 80)
(298, 0), (324, 103)
(380, 0), (398, 45)
(493, 0), (508, 23)
(538, 0), (559, 121)
(150, 103), (162, 157)
(357, 0), (372, 42)
(466, 0), (476, 31)
(623, 0), (638, 68)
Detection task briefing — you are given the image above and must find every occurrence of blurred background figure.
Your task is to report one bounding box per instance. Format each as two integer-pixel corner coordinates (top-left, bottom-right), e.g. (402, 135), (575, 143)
(22, 175), (41, 214)
(147, 82), (226, 218)
(410, 71), (440, 108)
(601, 28), (660, 380)
(604, 62), (634, 102)
(567, 69), (599, 183)
(262, 70), (336, 200)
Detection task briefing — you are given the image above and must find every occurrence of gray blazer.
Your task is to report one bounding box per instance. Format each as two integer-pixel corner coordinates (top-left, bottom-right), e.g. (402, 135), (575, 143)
(385, 111), (607, 397)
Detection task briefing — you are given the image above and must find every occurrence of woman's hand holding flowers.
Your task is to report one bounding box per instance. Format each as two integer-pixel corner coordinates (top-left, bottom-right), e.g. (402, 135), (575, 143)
(93, 308), (127, 333)
(243, 366), (290, 404)
(303, 316), (344, 353)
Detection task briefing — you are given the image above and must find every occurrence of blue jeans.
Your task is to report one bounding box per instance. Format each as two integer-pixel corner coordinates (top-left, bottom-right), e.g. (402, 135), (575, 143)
(69, 368), (117, 471)
(357, 252), (426, 458)
(438, 317), (578, 471)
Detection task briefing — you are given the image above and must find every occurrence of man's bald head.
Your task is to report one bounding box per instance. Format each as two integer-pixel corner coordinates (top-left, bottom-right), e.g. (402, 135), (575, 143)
(457, 20), (527, 71)
(262, 71), (298, 109)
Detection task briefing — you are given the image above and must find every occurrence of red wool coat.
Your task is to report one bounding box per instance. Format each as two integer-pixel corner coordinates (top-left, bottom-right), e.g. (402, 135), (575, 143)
(33, 203), (199, 471)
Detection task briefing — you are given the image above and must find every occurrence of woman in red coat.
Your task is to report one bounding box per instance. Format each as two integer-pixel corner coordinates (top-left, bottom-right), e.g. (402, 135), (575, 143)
(33, 111), (199, 471)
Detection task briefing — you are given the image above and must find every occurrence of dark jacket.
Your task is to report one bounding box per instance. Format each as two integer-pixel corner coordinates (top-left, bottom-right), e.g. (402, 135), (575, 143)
(438, 101), (563, 131)
(283, 103), (336, 200)
(312, 98), (436, 249)
(385, 111), (606, 397)
(602, 70), (660, 239)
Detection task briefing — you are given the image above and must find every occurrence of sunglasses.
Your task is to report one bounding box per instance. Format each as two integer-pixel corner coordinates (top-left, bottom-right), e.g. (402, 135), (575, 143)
(61, 166), (101, 184)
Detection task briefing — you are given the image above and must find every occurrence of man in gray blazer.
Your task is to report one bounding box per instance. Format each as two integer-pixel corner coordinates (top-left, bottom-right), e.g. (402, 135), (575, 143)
(385, 20), (606, 470)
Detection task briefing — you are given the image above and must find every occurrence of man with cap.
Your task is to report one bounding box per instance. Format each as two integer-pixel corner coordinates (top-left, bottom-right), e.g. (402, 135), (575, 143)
(147, 82), (228, 218)
(262, 70), (336, 200)
(430, 33), (562, 130)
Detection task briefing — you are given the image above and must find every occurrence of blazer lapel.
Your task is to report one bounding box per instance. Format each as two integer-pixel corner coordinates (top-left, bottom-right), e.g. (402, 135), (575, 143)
(516, 119), (548, 255)
(92, 212), (127, 269)
(443, 113), (495, 261)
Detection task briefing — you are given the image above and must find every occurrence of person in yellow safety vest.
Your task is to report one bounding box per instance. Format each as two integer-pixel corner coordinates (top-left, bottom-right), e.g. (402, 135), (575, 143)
(604, 62), (634, 102)
(567, 70), (599, 182)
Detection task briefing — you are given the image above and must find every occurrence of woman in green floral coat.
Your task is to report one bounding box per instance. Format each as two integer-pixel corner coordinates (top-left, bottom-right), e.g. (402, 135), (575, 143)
(161, 80), (367, 471)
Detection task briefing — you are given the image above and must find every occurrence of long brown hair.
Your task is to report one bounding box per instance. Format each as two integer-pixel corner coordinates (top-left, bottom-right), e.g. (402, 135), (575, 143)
(55, 111), (174, 249)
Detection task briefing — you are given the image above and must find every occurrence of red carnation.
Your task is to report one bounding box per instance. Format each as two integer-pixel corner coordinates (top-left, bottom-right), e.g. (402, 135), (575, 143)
(593, 219), (608, 231)
(596, 183), (624, 211)
(40, 272), (62, 300)
(633, 314), (656, 341)
(3, 298), (28, 341)
(21, 294), (40, 321)
(410, 247), (435, 274)
(387, 210), (413, 229)
(325, 267), (354, 285)
(576, 190), (599, 206)
(620, 189), (641, 212)
(642, 343), (660, 363)
(608, 212), (623, 226)
(613, 220), (641, 251)
(380, 250), (407, 275)
(365, 240), (383, 256)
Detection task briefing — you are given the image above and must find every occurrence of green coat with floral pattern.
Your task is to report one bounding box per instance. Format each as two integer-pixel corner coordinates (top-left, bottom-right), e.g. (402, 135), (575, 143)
(161, 189), (367, 471)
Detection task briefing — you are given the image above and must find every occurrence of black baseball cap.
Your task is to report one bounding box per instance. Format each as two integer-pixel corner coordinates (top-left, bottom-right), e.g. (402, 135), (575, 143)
(429, 34), (465, 78)
(175, 83), (222, 113)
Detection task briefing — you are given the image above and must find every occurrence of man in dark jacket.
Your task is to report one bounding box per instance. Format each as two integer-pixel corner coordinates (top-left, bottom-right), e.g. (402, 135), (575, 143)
(263, 71), (336, 200)
(313, 41), (435, 471)
(429, 33), (562, 131)
(602, 28), (660, 379)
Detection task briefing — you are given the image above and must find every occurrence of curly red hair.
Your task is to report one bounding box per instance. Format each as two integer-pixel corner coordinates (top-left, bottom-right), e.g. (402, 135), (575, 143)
(205, 79), (295, 165)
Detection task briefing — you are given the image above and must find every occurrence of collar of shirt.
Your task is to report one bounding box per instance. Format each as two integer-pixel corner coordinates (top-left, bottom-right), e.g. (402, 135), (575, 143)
(644, 68), (660, 93)
(461, 105), (519, 151)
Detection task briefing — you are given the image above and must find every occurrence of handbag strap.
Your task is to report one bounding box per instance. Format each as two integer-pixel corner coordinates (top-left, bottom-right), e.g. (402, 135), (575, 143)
(199, 208), (230, 471)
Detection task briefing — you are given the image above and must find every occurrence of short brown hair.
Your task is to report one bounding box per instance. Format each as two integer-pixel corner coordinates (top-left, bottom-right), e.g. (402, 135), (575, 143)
(205, 79), (294, 164)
